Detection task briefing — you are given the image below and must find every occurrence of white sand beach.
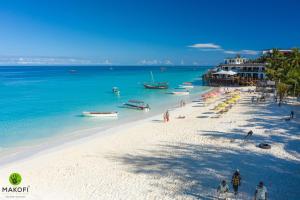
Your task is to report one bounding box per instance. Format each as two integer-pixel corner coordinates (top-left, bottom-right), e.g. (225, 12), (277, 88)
(0, 88), (299, 200)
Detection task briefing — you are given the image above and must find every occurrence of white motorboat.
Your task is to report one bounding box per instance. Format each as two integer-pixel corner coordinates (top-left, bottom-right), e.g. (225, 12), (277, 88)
(123, 100), (150, 111)
(82, 111), (118, 117)
(178, 85), (194, 89)
(112, 87), (120, 95)
(170, 91), (190, 95)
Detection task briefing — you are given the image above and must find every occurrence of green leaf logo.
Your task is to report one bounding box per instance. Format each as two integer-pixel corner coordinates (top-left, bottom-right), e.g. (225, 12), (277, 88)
(9, 173), (22, 186)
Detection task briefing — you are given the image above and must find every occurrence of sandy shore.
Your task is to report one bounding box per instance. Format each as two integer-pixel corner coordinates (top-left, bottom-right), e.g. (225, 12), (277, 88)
(0, 88), (299, 200)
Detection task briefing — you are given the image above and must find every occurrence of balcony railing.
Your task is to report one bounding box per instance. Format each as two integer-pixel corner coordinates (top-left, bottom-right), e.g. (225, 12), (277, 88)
(221, 68), (265, 73)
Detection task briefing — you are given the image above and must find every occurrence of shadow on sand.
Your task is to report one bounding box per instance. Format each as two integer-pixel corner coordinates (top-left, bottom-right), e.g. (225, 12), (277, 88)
(107, 97), (300, 200)
(107, 141), (300, 200)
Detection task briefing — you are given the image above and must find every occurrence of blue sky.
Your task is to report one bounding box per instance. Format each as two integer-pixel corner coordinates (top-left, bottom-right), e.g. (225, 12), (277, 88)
(0, 0), (300, 65)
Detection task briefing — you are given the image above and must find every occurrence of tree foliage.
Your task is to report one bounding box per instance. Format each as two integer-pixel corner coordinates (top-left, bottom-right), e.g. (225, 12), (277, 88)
(263, 48), (300, 97)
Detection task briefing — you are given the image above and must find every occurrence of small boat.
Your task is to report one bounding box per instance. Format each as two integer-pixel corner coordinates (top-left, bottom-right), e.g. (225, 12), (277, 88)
(179, 82), (194, 89)
(112, 87), (120, 95)
(143, 71), (168, 89)
(160, 67), (167, 72)
(82, 111), (118, 117)
(69, 69), (77, 74)
(178, 85), (194, 89)
(170, 91), (190, 95)
(123, 100), (150, 111)
(144, 82), (168, 89)
(183, 82), (193, 85)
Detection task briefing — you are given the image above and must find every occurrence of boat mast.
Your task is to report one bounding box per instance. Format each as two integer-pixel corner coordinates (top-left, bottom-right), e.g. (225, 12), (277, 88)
(150, 71), (155, 83)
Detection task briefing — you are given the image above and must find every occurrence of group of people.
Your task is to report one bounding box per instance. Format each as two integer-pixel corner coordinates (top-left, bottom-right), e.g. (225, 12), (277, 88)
(217, 169), (268, 200)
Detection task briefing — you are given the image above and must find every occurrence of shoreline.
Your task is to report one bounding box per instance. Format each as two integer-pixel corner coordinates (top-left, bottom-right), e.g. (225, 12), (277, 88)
(0, 87), (298, 199)
(0, 87), (213, 167)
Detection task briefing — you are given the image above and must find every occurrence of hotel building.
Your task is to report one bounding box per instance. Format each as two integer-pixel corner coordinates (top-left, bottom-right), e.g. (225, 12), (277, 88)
(219, 57), (266, 80)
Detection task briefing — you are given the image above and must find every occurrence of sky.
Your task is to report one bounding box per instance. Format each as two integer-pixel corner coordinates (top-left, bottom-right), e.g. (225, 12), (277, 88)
(0, 0), (300, 66)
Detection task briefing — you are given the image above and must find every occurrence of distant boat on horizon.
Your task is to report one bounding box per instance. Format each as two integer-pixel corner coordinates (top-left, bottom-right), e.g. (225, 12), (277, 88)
(69, 69), (77, 74)
(143, 71), (168, 89)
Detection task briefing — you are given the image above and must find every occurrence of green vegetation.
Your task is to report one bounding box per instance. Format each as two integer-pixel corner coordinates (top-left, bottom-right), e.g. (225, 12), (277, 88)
(259, 48), (300, 98)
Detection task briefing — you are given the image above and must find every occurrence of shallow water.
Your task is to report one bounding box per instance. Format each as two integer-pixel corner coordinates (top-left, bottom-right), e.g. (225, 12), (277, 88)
(0, 66), (211, 149)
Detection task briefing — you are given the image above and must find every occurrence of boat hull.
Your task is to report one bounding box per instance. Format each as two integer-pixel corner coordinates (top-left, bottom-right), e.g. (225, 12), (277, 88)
(171, 91), (190, 95)
(123, 104), (150, 111)
(82, 112), (118, 117)
(178, 85), (194, 89)
(143, 84), (168, 89)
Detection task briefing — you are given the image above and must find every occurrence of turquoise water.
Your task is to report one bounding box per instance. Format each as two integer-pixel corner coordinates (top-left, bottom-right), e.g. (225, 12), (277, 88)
(0, 66), (210, 149)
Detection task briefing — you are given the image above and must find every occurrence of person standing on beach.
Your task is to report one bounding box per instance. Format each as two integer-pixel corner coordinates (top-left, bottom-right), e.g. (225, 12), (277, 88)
(231, 169), (241, 195)
(254, 181), (268, 200)
(217, 180), (229, 199)
(163, 112), (167, 122)
(165, 110), (170, 122)
(290, 110), (294, 119)
(180, 100), (185, 107)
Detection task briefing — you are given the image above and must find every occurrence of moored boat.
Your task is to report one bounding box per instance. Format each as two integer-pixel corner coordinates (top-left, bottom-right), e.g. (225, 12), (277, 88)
(170, 91), (190, 95)
(179, 82), (194, 89)
(82, 111), (118, 117)
(123, 100), (150, 111)
(144, 82), (168, 89)
(178, 85), (194, 89)
(143, 71), (168, 89)
(112, 87), (120, 95)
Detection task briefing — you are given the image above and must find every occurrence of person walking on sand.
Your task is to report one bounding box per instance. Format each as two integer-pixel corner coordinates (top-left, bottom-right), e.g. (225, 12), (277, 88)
(163, 112), (167, 122)
(254, 181), (268, 200)
(231, 169), (241, 196)
(165, 110), (170, 122)
(217, 180), (229, 199)
(244, 130), (253, 139)
(180, 100), (185, 107)
(290, 110), (294, 119)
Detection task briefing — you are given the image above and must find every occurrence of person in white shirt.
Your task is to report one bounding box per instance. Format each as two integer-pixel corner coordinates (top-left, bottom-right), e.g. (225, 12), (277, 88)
(217, 180), (229, 199)
(255, 181), (268, 200)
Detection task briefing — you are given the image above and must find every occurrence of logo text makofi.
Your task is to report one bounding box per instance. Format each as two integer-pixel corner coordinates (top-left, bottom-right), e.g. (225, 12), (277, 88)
(1, 172), (30, 194)
(2, 187), (30, 193)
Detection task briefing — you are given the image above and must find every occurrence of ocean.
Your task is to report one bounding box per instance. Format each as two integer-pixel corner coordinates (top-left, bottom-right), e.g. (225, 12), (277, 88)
(0, 66), (211, 150)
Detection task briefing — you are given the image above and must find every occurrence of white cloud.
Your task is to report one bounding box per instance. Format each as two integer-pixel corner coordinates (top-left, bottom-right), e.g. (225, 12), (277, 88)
(0, 56), (95, 65)
(102, 59), (112, 65)
(188, 42), (259, 56)
(138, 59), (173, 65)
(139, 59), (159, 65)
(223, 51), (236, 54)
(188, 43), (221, 49)
(224, 50), (259, 55)
(164, 60), (173, 65)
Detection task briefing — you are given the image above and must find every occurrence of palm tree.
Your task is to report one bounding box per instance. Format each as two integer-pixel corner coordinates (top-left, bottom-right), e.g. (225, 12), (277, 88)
(288, 48), (300, 70)
(277, 82), (289, 106)
(265, 48), (300, 97)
